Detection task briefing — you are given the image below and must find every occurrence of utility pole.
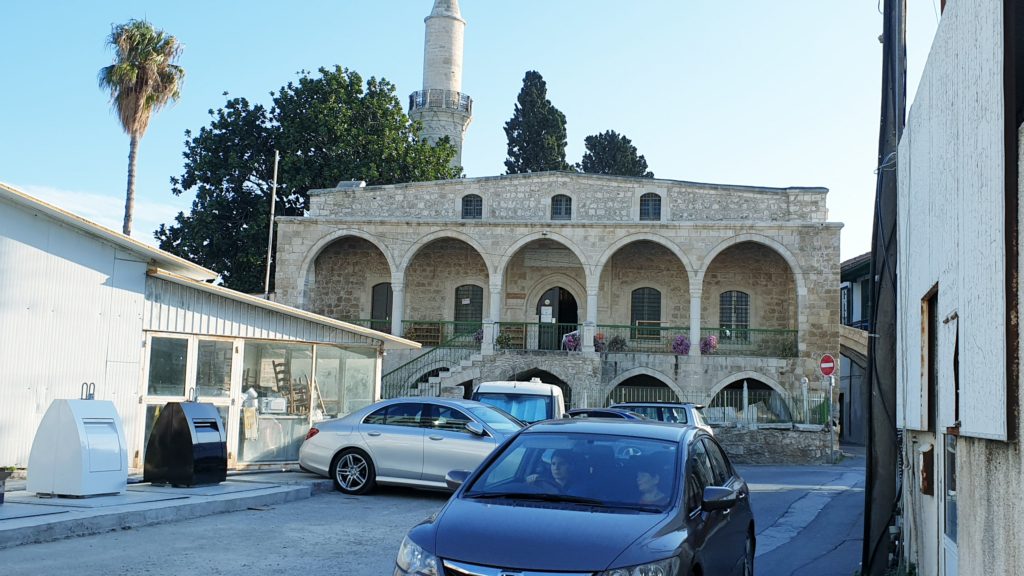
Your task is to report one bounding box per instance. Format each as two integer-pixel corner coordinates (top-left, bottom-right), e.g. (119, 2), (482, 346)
(263, 150), (280, 299)
(863, 0), (905, 573)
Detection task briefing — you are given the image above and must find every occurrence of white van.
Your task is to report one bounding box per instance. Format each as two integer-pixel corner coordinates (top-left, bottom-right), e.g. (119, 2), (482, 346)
(471, 378), (566, 424)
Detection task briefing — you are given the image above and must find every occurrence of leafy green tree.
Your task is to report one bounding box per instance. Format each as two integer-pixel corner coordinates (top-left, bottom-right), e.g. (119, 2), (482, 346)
(157, 66), (459, 292)
(99, 19), (185, 236)
(504, 71), (571, 173)
(578, 130), (654, 178)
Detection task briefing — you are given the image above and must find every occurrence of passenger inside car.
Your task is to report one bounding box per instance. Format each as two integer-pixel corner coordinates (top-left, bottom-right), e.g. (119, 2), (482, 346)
(635, 454), (671, 506)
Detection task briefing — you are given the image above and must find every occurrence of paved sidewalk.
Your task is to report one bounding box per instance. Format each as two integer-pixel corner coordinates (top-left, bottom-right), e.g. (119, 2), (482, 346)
(0, 471), (333, 550)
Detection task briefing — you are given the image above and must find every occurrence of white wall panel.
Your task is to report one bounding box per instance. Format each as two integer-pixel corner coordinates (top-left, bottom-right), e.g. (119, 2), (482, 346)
(0, 202), (145, 466)
(143, 277), (379, 347)
(898, 0), (1007, 440)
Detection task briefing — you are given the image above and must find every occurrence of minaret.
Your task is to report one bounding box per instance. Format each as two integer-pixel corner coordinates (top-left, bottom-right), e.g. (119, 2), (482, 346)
(409, 0), (472, 168)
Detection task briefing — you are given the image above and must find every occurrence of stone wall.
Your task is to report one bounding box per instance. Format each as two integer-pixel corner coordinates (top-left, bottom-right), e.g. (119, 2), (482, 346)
(599, 241), (690, 326)
(306, 172), (829, 223)
(701, 242), (796, 329)
(309, 237), (390, 319)
(404, 238), (489, 320)
(714, 425), (839, 465)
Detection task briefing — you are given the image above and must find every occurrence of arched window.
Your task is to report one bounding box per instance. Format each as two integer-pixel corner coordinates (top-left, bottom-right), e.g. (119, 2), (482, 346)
(454, 284), (483, 331)
(461, 194), (482, 219)
(719, 290), (750, 341)
(551, 194), (572, 220)
(370, 283), (393, 333)
(639, 193), (661, 221)
(631, 287), (662, 339)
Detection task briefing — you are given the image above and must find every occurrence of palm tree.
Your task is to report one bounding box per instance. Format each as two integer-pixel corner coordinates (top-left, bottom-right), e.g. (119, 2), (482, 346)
(98, 19), (184, 236)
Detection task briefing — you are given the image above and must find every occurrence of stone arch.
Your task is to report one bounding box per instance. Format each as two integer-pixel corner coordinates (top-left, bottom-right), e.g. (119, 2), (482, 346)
(594, 233), (696, 287)
(503, 367), (574, 408)
(707, 370), (785, 401)
(524, 272), (587, 322)
(496, 231), (593, 284)
(297, 229), (397, 310)
(696, 233), (806, 297)
(398, 229), (495, 276)
(604, 366), (684, 402)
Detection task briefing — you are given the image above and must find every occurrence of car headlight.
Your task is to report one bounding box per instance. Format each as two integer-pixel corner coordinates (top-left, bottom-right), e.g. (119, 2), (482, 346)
(598, 557), (680, 576)
(394, 535), (440, 576)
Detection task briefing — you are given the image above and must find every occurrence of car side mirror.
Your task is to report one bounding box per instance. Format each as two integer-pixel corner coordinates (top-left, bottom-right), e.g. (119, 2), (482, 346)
(446, 469), (470, 490)
(465, 421), (486, 436)
(701, 486), (739, 511)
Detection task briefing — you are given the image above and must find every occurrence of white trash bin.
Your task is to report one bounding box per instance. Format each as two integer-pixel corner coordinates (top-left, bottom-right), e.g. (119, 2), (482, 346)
(27, 385), (128, 497)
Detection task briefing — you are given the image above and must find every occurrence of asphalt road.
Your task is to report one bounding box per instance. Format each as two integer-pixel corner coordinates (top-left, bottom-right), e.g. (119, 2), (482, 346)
(0, 450), (864, 576)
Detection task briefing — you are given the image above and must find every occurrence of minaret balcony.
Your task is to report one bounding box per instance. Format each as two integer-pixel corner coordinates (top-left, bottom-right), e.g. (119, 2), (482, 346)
(409, 89), (473, 115)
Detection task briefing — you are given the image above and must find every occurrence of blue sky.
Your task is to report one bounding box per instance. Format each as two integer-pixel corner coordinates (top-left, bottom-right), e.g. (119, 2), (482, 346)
(1, 1), (940, 261)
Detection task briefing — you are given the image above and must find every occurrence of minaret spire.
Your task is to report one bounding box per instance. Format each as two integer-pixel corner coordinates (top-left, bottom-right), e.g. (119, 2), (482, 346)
(409, 0), (472, 169)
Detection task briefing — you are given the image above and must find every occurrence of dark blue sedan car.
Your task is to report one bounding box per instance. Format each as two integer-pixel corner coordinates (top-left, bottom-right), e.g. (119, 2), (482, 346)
(395, 419), (755, 576)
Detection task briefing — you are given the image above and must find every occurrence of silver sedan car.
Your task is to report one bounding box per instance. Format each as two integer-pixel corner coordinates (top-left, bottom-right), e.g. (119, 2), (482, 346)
(298, 397), (522, 495)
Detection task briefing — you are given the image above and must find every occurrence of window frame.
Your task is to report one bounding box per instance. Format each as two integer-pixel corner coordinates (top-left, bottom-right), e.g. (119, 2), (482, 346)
(461, 194), (483, 220)
(639, 192), (662, 221)
(719, 290), (751, 341)
(551, 194), (572, 221)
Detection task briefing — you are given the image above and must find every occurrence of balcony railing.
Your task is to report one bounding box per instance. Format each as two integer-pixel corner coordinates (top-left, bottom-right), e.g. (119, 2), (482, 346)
(402, 320), (481, 347)
(699, 327), (798, 358)
(606, 387), (831, 426)
(494, 322), (581, 351)
(592, 324), (690, 354)
(409, 89), (473, 114)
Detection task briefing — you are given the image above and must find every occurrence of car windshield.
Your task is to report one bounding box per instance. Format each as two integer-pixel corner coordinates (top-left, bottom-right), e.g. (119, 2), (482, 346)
(464, 432), (679, 512)
(467, 405), (524, 433)
(475, 393), (552, 423)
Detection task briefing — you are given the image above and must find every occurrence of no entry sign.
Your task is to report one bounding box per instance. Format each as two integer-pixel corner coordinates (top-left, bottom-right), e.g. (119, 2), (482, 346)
(819, 354), (836, 377)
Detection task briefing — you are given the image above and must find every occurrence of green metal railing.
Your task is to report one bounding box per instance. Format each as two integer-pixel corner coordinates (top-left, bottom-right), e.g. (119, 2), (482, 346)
(381, 325), (482, 398)
(699, 327), (798, 358)
(401, 320), (482, 347)
(592, 324), (690, 354)
(493, 322), (581, 351)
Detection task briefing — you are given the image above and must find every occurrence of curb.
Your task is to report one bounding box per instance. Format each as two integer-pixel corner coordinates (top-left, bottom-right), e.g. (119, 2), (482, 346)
(0, 477), (335, 550)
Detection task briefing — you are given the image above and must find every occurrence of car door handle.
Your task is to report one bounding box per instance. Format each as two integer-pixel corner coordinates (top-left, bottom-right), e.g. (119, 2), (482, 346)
(367, 431), (382, 437)
(428, 435), (444, 441)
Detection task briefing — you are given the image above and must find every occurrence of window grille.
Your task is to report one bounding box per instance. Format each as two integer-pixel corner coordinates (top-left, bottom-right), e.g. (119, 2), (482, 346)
(719, 291), (750, 341)
(461, 194), (482, 219)
(551, 195), (572, 220)
(631, 287), (662, 339)
(639, 193), (661, 221)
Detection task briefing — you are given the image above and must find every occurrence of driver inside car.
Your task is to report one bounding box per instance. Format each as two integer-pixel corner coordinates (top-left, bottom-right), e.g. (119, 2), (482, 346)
(526, 449), (580, 493)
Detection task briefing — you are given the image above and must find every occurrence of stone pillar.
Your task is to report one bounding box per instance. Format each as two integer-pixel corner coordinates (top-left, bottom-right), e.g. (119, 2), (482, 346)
(481, 321), (495, 355)
(489, 283), (502, 323)
(582, 323), (596, 354)
(583, 288), (599, 354)
(391, 274), (406, 337)
(689, 289), (702, 357)
(586, 289), (599, 326)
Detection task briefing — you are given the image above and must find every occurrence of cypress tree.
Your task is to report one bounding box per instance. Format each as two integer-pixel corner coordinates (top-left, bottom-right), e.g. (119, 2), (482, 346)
(504, 71), (571, 173)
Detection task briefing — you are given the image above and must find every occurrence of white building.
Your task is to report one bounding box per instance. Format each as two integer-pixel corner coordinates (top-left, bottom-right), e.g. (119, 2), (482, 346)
(0, 182), (417, 471)
(896, 1), (1024, 574)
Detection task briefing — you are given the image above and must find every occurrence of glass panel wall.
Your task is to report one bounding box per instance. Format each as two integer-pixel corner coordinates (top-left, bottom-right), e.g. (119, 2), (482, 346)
(239, 342), (313, 463)
(197, 340), (233, 397)
(147, 337), (188, 396)
(313, 346), (377, 420)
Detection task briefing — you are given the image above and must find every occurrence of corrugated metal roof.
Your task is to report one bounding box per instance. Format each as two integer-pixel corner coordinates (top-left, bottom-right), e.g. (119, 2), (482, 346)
(0, 181), (217, 281)
(149, 268), (420, 350)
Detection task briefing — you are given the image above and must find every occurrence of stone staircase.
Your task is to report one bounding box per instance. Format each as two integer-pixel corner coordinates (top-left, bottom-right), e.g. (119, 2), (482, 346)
(422, 353), (484, 397)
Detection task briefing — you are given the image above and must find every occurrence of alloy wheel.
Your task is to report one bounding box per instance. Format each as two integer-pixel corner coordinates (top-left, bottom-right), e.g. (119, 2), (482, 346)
(336, 452), (368, 491)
